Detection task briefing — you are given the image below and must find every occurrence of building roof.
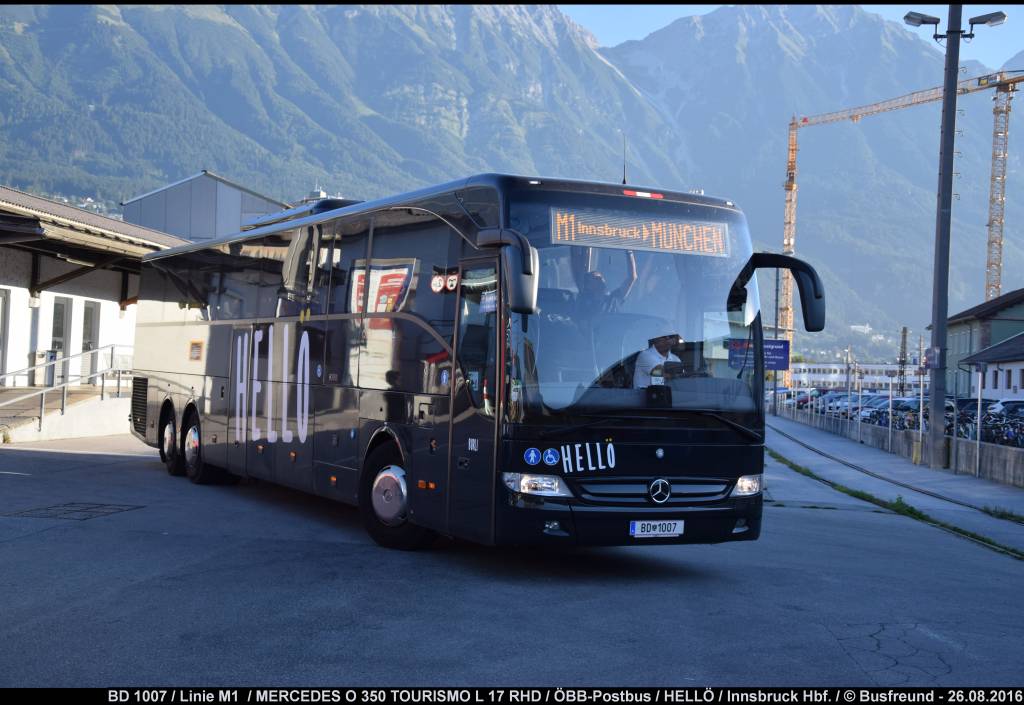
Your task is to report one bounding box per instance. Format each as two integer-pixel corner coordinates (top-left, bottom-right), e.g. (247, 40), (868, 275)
(0, 184), (186, 251)
(121, 169), (290, 208)
(947, 287), (1024, 325)
(963, 330), (1024, 365)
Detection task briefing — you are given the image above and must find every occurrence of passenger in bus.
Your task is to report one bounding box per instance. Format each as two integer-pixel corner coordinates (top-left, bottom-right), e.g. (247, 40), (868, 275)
(633, 333), (682, 389)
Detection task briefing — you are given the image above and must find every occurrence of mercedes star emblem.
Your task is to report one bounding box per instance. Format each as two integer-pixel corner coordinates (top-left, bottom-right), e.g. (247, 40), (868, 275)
(648, 478), (671, 504)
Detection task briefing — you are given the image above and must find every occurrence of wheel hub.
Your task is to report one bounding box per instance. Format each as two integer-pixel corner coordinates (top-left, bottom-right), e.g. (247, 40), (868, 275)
(371, 465), (408, 527)
(162, 422), (176, 458)
(184, 425), (200, 468)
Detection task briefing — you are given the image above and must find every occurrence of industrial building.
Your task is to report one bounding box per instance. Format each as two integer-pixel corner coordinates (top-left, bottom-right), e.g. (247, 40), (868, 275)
(790, 361), (927, 395)
(121, 170), (288, 242)
(944, 287), (1024, 400)
(962, 331), (1024, 400)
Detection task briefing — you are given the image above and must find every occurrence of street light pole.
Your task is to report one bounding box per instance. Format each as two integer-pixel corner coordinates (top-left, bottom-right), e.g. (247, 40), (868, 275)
(773, 265), (780, 416)
(925, 4), (963, 469)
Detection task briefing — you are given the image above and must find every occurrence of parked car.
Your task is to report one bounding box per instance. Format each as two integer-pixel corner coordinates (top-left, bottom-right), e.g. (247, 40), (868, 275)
(814, 391), (844, 413)
(824, 393), (852, 414)
(987, 399), (1024, 416)
(953, 397), (997, 412)
(858, 396), (892, 420)
(787, 388), (821, 408)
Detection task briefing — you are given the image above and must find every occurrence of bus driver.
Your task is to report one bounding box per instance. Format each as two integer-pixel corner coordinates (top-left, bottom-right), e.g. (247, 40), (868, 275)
(633, 333), (682, 388)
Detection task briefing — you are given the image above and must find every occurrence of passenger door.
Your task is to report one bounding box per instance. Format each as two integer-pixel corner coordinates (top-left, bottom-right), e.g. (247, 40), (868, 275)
(448, 260), (500, 543)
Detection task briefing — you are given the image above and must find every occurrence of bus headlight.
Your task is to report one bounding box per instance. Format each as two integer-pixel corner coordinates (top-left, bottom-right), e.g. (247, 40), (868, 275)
(732, 474), (763, 496)
(502, 472), (573, 497)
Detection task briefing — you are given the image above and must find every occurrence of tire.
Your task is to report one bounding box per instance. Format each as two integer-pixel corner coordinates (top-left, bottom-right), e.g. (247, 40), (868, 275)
(159, 407), (185, 476)
(181, 410), (221, 485)
(358, 446), (435, 550)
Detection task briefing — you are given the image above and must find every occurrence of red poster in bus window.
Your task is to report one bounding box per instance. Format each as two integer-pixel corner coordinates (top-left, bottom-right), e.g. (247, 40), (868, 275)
(348, 259), (416, 316)
(360, 259), (416, 330)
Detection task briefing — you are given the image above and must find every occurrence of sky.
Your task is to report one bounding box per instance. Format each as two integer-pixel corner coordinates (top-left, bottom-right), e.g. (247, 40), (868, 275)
(558, 5), (1021, 70)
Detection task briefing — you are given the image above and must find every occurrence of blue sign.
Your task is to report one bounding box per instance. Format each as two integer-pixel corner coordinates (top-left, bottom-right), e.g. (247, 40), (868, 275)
(440, 369), (450, 386)
(727, 339), (789, 370)
(727, 340), (756, 369)
(764, 339), (790, 371)
(542, 448), (560, 466)
(524, 448), (541, 466)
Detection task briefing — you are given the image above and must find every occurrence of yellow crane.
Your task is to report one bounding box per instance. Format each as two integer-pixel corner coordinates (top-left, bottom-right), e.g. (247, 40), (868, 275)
(778, 70), (1023, 387)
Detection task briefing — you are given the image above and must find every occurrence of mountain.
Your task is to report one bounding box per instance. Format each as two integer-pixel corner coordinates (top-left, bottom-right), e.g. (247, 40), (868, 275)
(0, 4), (1020, 360)
(601, 4), (1023, 356)
(0, 5), (686, 202)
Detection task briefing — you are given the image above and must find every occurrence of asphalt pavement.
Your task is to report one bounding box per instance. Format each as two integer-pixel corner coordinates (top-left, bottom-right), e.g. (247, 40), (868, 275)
(1, 434), (1022, 686)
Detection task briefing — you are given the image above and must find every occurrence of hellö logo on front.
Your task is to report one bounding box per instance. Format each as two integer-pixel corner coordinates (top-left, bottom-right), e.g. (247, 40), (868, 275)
(558, 442), (616, 474)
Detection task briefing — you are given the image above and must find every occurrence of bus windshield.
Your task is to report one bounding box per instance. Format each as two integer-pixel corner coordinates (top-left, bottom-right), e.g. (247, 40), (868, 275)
(506, 190), (761, 422)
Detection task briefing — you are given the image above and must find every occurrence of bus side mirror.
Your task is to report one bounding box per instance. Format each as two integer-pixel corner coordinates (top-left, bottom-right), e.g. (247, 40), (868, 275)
(733, 253), (826, 332)
(477, 227), (539, 314)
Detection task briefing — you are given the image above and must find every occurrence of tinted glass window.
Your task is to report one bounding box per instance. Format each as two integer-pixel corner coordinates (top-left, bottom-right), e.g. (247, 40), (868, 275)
(457, 186), (501, 229)
(263, 225), (327, 318)
(218, 240), (264, 320)
(358, 209), (460, 393)
(325, 218), (370, 314)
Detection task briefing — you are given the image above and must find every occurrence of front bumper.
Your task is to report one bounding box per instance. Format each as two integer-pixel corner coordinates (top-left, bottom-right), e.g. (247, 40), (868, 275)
(494, 492), (762, 546)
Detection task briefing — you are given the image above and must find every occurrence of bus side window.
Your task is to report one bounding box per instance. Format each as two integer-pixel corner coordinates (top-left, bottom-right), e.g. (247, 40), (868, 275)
(259, 234), (288, 319)
(324, 219), (369, 387)
(215, 239), (264, 321)
(328, 219), (370, 315)
(273, 225), (326, 318)
(358, 211), (459, 394)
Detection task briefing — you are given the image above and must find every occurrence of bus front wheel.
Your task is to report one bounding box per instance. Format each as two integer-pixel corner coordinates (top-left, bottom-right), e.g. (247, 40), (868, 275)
(359, 447), (435, 550)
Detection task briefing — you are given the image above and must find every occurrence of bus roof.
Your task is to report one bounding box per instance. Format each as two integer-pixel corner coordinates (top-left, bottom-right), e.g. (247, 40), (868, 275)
(143, 173), (739, 262)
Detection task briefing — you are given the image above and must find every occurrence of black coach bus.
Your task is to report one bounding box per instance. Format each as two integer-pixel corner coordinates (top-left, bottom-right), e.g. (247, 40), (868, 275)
(130, 174), (825, 549)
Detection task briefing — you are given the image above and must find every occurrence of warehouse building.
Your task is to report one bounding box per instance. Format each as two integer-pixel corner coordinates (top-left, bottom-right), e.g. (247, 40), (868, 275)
(121, 170), (288, 242)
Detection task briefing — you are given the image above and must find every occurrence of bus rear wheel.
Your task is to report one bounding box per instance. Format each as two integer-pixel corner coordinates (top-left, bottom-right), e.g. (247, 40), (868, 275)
(182, 410), (220, 485)
(160, 408), (185, 476)
(359, 447), (435, 550)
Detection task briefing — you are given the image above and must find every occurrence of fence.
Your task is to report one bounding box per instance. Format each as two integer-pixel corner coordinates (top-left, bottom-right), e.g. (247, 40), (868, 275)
(769, 395), (1024, 489)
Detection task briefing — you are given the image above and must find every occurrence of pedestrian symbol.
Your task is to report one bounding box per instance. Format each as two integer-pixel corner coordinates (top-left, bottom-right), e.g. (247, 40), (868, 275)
(524, 448), (541, 466)
(542, 448), (560, 466)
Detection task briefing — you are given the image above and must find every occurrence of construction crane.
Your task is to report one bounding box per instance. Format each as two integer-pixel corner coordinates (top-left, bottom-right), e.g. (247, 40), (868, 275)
(986, 83), (1016, 300)
(778, 70), (1024, 387)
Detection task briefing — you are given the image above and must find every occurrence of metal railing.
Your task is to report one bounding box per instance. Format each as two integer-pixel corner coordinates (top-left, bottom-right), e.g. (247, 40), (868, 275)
(0, 345), (134, 431)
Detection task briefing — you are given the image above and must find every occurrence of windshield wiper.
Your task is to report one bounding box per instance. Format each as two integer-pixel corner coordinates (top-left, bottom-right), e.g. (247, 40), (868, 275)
(680, 409), (764, 442)
(536, 414), (631, 438)
(535, 409), (763, 442)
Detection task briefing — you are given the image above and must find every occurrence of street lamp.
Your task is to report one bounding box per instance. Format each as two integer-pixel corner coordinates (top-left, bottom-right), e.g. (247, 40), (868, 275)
(903, 5), (1005, 468)
(903, 11), (939, 26)
(972, 361), (988, 478)
(967, 11), (1007, 35)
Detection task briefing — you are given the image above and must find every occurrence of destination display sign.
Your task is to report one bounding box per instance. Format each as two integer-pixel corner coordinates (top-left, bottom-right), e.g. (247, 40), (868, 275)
(551, 207), (729, 257)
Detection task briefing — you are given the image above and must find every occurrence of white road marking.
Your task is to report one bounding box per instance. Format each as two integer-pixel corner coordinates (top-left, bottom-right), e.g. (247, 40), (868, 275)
(0, 471), (31, 475)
